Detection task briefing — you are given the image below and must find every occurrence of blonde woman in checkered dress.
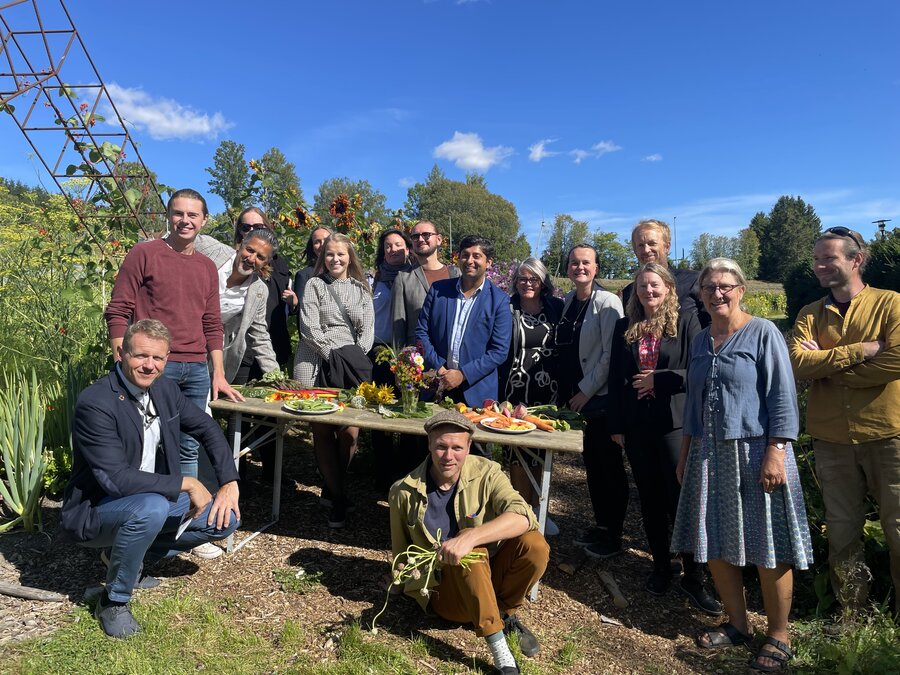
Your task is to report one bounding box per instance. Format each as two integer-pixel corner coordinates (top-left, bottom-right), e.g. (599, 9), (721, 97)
(294, 233), (373, 528)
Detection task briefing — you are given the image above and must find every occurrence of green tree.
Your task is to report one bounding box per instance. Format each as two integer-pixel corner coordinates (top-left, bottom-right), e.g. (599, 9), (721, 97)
(206, 140), (250, 212)
(865, 228), (900, 291)
(541, 214), (589, 276)
(689, 232), (734, 269)
(313, 177), (389, 226)
(753, 196), (821, 282)
(733, 227), (760, 279)
(257, 147), (302, 216)
(404, 165), (530, 261)
(592, 231), (636, 279)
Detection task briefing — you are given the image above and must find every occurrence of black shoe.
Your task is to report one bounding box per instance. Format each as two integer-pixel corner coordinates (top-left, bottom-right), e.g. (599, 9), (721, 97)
(327, 500), (347, 529)
(645, 571), (672, 596)
(100, 550), (160, 590)
(495, 664), (520, 674)
(503, 614), (539, 657)
(94, 591), (141, 638)
(583, 539), (623, 560)
(319, 488), (355, 512)
(679, 578), (724, 616)
(573, 526), (604, 547)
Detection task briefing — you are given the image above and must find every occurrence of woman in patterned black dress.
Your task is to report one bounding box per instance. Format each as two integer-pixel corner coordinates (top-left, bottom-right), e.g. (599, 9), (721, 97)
(502, 258), (563, 532)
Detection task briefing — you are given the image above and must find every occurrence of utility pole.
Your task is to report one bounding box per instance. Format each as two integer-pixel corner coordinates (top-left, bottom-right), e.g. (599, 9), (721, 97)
(673, 216), (678, 264)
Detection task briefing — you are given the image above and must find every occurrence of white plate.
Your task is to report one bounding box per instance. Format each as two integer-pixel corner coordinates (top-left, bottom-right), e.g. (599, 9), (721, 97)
(282, 400), (340, 415)
(480, 417), (536, 434)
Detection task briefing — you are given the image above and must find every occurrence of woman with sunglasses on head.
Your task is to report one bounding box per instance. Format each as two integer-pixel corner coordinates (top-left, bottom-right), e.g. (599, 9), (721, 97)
(233, 207), (295, 371)
(672, 258), (812, 673)
(558, 244), (626, 558)
(607, 263), (719, 612)
(295, 233), (374, 529)
(501, 257), (564, 534)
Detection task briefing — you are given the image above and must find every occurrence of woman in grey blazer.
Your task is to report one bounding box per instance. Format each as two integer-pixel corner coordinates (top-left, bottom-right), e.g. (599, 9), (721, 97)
(558, 244), (627, 558)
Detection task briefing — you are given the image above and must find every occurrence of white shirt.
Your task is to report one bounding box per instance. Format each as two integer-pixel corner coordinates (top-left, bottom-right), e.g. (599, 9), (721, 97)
(116, 365), (161, 473)
(217, 253), (252, 323)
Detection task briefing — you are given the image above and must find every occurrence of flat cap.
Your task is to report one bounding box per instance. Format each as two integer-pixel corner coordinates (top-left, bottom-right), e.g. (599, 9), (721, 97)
(423, 408), (475, 435)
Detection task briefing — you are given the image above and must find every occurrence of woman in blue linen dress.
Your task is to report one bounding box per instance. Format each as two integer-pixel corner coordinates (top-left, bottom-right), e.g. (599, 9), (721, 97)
(672, 258), (813, 673)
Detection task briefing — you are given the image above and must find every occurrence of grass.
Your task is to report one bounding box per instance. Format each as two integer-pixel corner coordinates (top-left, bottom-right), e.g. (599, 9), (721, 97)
(3, 589), (574, 675)
(791, 612), (900, 674)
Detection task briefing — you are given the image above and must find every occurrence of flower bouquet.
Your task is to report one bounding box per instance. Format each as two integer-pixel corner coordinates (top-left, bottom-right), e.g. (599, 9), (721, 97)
(375, 345), (433, 413)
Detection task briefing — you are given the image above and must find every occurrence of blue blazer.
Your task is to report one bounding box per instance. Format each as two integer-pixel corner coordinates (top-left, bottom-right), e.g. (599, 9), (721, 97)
(416, 277), (512, 407)
(60, 369), (239, 542)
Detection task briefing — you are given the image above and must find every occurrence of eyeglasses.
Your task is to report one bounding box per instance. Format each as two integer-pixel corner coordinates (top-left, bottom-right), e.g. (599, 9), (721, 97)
(517, 277), (541, 286)
(411, 232), (438, 241)
(824, 226), (864, 248)
(700, 284), (740, 296)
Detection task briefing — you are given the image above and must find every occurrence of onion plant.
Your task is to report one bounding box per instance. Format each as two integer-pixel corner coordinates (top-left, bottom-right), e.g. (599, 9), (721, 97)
(0, 370), (49, 532)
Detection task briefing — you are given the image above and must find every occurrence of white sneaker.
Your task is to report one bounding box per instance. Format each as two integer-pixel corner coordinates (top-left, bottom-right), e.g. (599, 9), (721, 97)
(191, 542), (223, 559)
(544, 517), (560, 537)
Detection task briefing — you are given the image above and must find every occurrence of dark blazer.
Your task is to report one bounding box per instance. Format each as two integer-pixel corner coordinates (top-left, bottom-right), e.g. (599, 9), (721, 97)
(265, 254), (293, 365)
(391, 264), (460, 347)
(622, 268), (709, 328)
(60, 370), (239, 542)
(607, 311), (701, 436)
(416, 277), (512, 407)
(293, 265), (316, 333)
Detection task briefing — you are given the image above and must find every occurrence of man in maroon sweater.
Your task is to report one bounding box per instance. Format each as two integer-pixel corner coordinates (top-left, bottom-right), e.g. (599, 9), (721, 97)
(105, 189), (243, 486)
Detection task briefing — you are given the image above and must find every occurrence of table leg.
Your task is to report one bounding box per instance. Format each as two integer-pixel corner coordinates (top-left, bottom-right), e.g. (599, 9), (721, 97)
(529, 448), (554, 602)
(272, 421), (284, 520)
(227, 411), (243, 554)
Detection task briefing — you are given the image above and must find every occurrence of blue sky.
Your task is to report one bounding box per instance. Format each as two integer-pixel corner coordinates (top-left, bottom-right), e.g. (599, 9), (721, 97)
(1, 0), (898, 259)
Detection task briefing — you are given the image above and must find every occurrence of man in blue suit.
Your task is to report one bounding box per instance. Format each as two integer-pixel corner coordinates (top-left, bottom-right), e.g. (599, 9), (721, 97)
(417, 234), (511, 414)
(61, 319), (241, 638)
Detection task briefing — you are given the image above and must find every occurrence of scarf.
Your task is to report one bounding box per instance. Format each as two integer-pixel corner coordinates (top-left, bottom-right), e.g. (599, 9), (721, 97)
(376, 260), (413, 288)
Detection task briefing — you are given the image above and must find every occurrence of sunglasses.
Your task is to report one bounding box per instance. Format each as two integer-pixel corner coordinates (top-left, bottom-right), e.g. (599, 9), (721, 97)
(824, 226), (864, 248)
(411, 232), (438, 241)
(238, 222), (265, 234)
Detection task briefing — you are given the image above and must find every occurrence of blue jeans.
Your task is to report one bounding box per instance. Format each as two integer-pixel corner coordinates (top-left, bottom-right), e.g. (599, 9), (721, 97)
(163, 360), (210, 478)
(79, 491), (240, 603)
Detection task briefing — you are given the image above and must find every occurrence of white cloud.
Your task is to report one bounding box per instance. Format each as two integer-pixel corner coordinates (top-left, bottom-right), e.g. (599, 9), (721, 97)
(398, 176), (416, 188)
(105, 83), (232, 140)
(528, 138), (558, 162)
(643, 153), (663, 162)
(592, 140), (622, 156)
(433, 131), (513, 171)
(569, 149), (591, 164)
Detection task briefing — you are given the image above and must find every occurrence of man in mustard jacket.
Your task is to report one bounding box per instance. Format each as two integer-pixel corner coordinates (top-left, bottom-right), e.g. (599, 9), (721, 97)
(790, 227), (899, 614)
(389, 410), (549, 674)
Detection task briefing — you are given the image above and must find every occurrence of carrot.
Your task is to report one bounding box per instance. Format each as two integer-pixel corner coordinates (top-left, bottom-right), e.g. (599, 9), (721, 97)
(522, 415), (555, 432)
(463, 411), (494, 423)
(484, 416), (512, 428)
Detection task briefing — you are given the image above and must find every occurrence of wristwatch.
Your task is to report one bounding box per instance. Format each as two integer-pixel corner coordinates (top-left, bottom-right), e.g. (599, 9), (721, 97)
(770, 442), (786, 451)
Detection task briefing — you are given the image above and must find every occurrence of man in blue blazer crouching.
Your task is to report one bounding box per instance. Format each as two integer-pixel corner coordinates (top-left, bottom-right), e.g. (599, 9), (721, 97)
(417, 234), (511, 417)
(61, 319), (241, 638)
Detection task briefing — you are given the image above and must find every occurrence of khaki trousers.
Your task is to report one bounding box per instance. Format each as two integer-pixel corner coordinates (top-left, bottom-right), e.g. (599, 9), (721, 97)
(814, 437), (900, 612)
(429, 530), (550, 637)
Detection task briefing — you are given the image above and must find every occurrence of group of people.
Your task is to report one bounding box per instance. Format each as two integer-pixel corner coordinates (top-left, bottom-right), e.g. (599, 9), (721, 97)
(57, 188), (897, 675)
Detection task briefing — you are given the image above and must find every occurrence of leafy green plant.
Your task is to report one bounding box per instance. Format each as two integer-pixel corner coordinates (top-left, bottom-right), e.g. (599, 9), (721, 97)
(792, 612), (900, 674)
(743, 290), (787, 317)
(0, 370), (49, 532)
(273, 566), (323, 594)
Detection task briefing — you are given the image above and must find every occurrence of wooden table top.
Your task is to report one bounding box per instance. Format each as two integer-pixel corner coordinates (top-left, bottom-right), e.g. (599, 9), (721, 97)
(210, 398), (584, 454)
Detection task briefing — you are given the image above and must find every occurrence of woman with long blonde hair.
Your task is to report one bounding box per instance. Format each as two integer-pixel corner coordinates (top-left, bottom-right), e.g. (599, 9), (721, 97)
(608, 263), (719, 612)
(294, 233), (374, 528)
